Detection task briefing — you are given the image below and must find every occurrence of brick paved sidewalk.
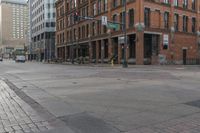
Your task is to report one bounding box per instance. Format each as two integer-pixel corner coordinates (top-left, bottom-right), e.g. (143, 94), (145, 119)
(0, 80), (54, 133)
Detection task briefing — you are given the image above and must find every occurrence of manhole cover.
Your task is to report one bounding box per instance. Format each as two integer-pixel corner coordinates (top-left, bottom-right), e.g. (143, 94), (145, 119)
(185, 100), (200, 108)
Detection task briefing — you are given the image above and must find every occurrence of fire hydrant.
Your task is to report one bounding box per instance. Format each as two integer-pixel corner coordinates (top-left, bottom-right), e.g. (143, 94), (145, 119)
(111, 59), (114, 67)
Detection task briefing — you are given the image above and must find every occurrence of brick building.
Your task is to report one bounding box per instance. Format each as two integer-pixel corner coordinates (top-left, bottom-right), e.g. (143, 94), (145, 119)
(55, 0), (200, 65)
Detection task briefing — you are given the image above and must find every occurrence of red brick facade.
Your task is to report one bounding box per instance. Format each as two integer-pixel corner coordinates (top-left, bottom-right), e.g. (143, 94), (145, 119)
(55, 0), (200, 65)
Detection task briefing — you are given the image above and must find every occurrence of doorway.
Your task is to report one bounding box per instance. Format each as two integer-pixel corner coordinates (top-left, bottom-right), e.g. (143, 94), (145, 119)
(183, 49), (187, 65)
(144, 34), (160, 65)
(112, 37), (118, 63)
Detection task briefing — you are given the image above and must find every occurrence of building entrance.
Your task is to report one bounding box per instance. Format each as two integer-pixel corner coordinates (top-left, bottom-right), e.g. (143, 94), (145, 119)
(144, 34), (160, 64)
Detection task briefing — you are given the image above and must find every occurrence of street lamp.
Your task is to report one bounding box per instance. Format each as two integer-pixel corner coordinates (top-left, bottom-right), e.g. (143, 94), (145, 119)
(122, 0), (128, 68)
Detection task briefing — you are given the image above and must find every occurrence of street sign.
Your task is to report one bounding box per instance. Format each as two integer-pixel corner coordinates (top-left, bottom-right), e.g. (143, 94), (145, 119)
(135, 23), (145, 32)
(163, 34), (169, 46)
(107, 22), (119, 30)
(118, 36), (125, 44)
(101, 16), (108, 26)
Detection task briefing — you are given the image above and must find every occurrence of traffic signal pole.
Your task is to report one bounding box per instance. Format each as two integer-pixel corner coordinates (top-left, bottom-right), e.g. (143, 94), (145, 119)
(123, 0), (128, 68)
(73, 5), (128, 67)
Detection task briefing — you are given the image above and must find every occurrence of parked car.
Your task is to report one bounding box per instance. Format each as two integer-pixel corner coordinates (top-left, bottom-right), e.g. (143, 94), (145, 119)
(15, 55), (25, 63)
(0, 57), (3, 62)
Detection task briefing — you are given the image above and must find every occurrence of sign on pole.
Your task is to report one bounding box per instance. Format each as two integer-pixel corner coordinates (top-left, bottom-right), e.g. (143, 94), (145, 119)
(101, 16), (108, 26)
(118, 36), (125, 44)
(107, 22), (119, 30)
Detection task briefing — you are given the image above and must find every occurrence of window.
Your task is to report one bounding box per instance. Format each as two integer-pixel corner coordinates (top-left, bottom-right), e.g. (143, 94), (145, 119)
(113, 0), (117, 8)
(97, 20), (101, 35)
(163, 0), (169, 4)
(164, 12), (169, 29)
(92, 22), (95, 36)
(174, 14), (179, 31)
(86, 24), (89, 38)
(112, 14), (117, 23)
(120, 0), (125, 6)
(183, 0), (188, 9)
(93, 3), (97, 16)
(51, 22), (55, 27)
(183, 15), (188, 32)
(129, 35), (135, 58)
(74, 28), (76, 40)
(48, 13), (51, 18)
(103, 0), (108, 12)
(129, 9), (134, 27)
(144, 8), (150, 27)
(53, 13), (55, 18)
(97, 0), (101, 14)
(46, 22), (50, 27)
(192, 0), (196, 10)
(120, 11), (126, 31)
(112, 14), (118, 31)
(173, 0), (178, 6)
(192, 18), (196, 33)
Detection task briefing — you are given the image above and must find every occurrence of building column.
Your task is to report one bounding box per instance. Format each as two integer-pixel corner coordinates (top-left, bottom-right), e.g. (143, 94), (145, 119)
(118, 43), (122, 64)
(65, 46), (67, 61)
(96, 40), (100, 64)
(108, 38), (112, 59)
(89, 42), (92, 63)
(136, 32), (144, 65)
(196, 0), (200, 58)
(126, 36), (129, 62)
(107, 0), (112, 60)
(135, 0), (144, 65)
(101, 39), (105, 64)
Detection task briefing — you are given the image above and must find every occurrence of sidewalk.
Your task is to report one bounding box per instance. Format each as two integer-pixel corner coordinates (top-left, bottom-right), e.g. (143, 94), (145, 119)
(44, 61), (200, 70)
(0, 79), (75, 133)
(0, 80), (53, 133)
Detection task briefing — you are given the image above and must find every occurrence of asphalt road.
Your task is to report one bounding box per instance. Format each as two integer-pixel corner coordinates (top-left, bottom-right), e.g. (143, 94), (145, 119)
(0, 60), (200, 133)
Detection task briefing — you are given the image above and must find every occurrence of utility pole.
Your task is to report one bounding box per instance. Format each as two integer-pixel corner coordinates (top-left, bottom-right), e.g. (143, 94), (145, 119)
(123, 0), (128, 68)
(44, 37), (46, 62)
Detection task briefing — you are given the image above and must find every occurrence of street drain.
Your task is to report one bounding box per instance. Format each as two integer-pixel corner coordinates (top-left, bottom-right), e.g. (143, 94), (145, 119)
(184, 100), (200, 108)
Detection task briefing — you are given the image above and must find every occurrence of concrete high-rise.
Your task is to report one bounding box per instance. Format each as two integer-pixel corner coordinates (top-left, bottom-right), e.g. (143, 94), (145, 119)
(29, 0), (56, 61)
(0, 0), (28, 58)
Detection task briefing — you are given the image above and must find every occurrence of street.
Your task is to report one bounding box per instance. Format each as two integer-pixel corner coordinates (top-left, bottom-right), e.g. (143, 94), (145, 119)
(0, 60), (200, 133)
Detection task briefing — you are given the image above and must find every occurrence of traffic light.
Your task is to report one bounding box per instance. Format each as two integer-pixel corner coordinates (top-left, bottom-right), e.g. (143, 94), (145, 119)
(74, 12), (79, 22)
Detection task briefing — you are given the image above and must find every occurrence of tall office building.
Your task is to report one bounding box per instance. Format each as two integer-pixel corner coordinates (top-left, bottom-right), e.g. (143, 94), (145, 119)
(29, 0), (56, 61)
(0, 0), (28, 58)
(25, 0), (31, 60)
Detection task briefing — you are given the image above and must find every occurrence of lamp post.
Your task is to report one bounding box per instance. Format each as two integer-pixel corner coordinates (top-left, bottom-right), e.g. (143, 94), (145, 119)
(122, 0), (128, 68)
